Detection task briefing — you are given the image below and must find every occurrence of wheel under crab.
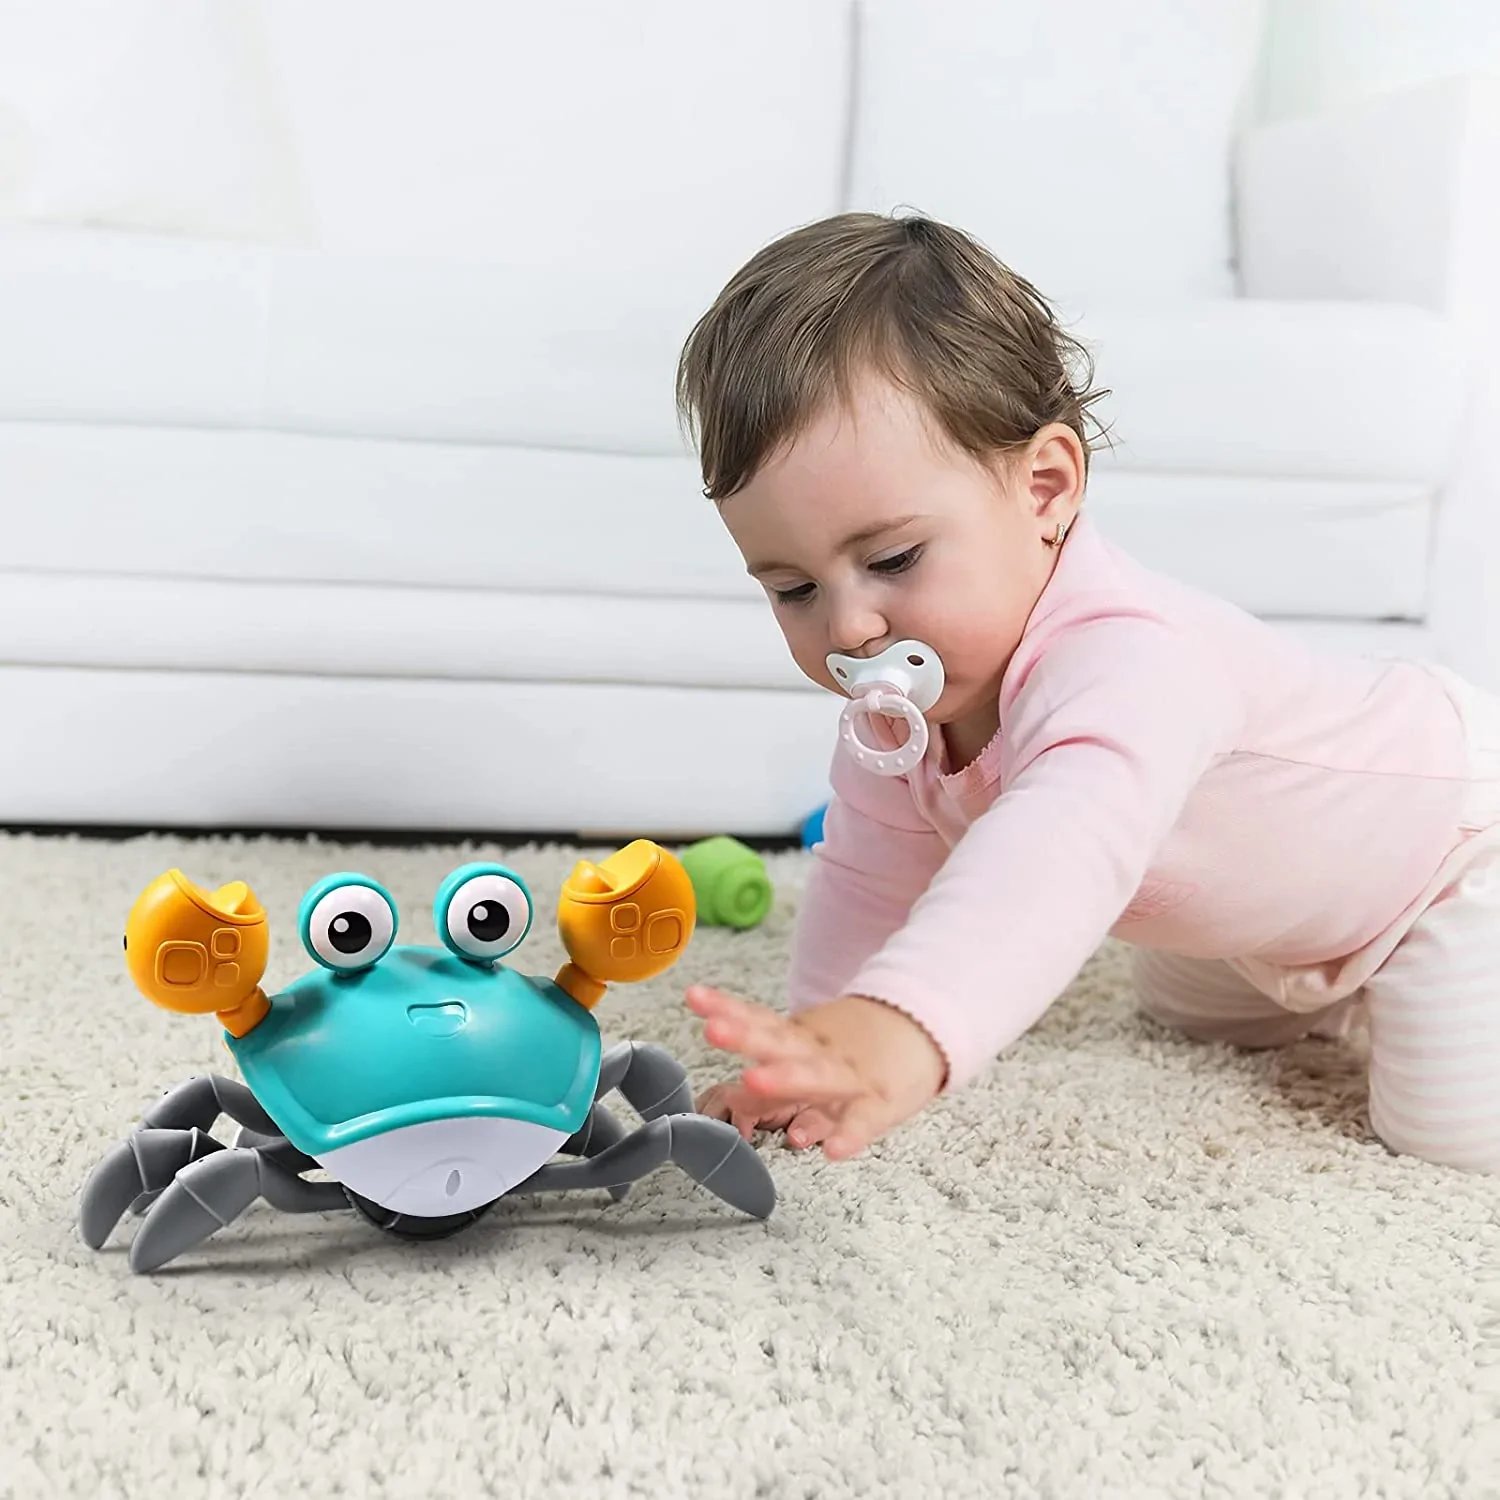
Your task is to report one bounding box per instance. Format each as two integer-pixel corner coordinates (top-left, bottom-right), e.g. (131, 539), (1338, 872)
(80, 1041), (774, 1273)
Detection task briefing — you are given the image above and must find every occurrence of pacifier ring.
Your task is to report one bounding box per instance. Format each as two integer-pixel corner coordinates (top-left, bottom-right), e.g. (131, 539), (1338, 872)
(838, 692), (929, 776)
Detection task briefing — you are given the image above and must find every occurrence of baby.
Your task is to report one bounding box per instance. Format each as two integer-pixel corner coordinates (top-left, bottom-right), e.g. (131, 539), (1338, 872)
(674, 211), (1500, 1175)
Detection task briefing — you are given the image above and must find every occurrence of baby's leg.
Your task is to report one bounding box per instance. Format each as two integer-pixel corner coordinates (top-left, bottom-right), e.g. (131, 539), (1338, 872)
(1132, 947), (1358, 1048)
(1361, 854), (1500, 1174)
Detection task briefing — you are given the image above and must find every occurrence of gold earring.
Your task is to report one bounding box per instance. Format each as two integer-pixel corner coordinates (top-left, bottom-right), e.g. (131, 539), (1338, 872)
(1043, 520), (1070, 549)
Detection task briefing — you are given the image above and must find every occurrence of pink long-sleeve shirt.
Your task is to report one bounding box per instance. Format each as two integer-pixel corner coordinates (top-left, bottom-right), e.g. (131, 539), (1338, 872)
(787, 510), (1473, 1090)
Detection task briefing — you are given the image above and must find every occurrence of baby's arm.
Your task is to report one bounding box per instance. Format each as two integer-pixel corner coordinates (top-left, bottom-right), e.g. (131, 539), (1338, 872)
(695, 616), (1241, 1157)
(848, 617), (1241, 1089)
(787, 754), (953, 1012)
(696, 746), (951, 1144)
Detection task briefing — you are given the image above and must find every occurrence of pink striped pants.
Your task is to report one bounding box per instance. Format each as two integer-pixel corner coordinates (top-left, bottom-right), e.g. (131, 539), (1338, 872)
(1134, 666), (1500, 1175)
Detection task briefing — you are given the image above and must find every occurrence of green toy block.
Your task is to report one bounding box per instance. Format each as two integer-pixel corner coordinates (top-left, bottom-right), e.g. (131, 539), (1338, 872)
(680, 836), (773, 930)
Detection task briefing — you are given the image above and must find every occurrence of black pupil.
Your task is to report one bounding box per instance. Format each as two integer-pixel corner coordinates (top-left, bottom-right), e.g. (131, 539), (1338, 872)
(467, 901), (510, 945)
(329, 912), (372, 954)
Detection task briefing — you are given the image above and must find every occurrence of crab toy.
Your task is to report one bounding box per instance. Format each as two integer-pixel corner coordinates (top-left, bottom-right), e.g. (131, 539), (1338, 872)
(80, 840), (774, 1273)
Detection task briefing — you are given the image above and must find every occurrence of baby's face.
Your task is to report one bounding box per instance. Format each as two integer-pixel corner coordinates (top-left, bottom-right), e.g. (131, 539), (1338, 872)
(720, 375), (1063, 734)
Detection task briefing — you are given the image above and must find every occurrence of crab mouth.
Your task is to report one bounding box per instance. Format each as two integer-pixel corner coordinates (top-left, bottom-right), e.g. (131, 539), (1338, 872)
(405, 1000), (468, 1037)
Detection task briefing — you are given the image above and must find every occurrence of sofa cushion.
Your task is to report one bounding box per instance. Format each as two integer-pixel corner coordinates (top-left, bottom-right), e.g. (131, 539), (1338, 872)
(0, 663), (841, 834)
(260, 248), (701, 453)
(0, 228), (272, 428)
(0, 228), (1465, 479)
(1084, 300), (1465, 483)
(0, 0), (851, 268)
(0, 571), (806, 690)
(847, 0), (1267, 307)
(0, 423), (1440, 626)
(256, 0), (850, 272)
(0, 0), (308, 243)
(0, 423), (739, 594)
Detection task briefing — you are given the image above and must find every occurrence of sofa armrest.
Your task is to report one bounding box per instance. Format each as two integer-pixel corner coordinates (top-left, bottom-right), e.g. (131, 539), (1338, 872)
(1236, 76), (1500, 325)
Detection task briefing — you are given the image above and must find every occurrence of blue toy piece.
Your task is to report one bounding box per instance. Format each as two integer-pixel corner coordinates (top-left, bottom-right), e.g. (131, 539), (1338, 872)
(801, 803), (828, 848)
(81, 843), (775, 1273)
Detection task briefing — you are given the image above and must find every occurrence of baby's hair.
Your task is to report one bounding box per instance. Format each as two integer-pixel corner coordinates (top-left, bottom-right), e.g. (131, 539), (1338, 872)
(676, 210), (1109, 501)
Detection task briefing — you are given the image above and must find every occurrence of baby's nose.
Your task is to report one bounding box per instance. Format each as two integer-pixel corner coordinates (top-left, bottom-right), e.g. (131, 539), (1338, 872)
(825, 588), (888, 656)
(828, 619), (890, 658)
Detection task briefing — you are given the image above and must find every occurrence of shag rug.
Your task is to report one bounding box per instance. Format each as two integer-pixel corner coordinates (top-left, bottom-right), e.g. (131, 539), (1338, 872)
(1, 832), (1495, 1500)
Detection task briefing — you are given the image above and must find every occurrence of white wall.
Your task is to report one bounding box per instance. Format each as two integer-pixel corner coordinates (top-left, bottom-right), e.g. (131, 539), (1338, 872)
(1260, 0), (1500, 120)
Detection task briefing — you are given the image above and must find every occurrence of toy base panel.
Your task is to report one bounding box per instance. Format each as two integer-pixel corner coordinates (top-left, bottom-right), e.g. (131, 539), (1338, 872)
(318, 1117), (569, 1216)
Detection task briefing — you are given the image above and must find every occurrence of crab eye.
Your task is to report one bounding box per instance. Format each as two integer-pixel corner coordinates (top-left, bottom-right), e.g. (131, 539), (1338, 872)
(299, 874), (398, 973)
(435, 863), (532, 963)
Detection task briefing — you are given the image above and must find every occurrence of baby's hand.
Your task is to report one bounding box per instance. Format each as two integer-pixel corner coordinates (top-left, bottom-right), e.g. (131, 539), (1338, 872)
(686, 985), (947, 1160)
(694, 1079), (838, 1151)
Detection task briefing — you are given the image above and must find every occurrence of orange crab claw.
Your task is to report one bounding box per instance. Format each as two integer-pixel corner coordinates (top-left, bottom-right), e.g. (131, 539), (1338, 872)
(554, 840), (696, 1009)
(123, 870), (271, 1037)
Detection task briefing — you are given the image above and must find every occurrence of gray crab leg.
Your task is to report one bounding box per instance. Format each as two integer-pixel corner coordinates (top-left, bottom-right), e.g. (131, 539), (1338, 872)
(232, 1127), (319, 1176)
(123, 1075), (309, 1216)
(80, 1127), (226, 1249)
(132, 1126), (316, 1217)
(559, 1101), (632, 1202)
(571, 1043), (695, 1204)
(595, 1041), (695, 1120)
(561, 1103), (628, 1156)
(129, 1148), (350, 1274)
(142, 1074), (283, 1138)
(516, 1113), (775, 1219)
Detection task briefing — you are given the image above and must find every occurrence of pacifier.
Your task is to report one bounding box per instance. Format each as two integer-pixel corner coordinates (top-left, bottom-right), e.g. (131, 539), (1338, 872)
(825, 639), (945, 776)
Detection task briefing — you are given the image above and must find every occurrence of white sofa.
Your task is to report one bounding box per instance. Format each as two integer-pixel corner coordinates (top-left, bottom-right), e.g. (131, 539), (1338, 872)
(1, 0), (1496, 837)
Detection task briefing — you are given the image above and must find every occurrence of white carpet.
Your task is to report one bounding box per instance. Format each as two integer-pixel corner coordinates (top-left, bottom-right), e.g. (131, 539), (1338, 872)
(1, 831), (1496, 1499)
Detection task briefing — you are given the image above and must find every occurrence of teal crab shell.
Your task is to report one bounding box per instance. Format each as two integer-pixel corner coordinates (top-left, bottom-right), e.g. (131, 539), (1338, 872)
(224, 865), (602, 1159)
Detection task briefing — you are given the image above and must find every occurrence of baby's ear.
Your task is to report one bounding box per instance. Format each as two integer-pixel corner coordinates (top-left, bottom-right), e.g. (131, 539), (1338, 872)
(1024, 422), (1087, 520)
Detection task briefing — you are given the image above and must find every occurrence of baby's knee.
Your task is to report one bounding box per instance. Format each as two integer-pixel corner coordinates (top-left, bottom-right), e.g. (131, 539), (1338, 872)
(1144, 1005), (1312, 1050)
(1133, 954), (1313, 1049)
(1135, 994), (1235, 1045)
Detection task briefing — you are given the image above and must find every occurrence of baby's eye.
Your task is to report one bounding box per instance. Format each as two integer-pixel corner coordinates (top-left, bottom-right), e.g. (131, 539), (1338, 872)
(869, 545), (923, 577)
(771, 581), (816, 605)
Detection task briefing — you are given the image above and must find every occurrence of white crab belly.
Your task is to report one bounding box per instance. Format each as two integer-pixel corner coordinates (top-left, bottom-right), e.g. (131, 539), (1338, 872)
(318, 1117), (569, 1216)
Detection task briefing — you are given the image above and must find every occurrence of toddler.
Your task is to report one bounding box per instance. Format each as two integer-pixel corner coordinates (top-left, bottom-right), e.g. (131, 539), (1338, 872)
(675, 211), (1500, 1174)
